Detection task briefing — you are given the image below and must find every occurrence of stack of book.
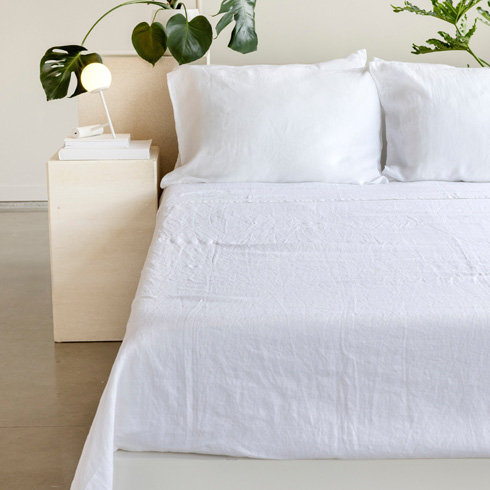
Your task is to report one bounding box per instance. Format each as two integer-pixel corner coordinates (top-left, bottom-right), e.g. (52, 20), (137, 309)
(58, 134), (152, 161)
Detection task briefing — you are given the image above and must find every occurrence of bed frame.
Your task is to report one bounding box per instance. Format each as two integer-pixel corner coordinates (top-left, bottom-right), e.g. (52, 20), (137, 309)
(79, 55), (490, 490)
(114, 452), (490, 490)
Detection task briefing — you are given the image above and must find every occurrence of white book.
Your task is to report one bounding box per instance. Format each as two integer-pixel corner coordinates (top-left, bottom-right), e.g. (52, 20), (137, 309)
(59, 140), (152, 161)
(64, 134), (131, 149)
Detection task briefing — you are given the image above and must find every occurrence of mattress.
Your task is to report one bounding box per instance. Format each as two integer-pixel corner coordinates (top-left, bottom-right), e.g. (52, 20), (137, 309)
(72, 182), (490, 490)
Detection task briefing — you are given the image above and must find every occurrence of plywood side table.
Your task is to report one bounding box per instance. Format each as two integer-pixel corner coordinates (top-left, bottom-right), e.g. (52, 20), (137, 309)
(47, 147), (161, 342)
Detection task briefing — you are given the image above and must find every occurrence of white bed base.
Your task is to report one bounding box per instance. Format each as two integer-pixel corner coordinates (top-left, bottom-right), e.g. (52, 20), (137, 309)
(114, 451), (490, 490)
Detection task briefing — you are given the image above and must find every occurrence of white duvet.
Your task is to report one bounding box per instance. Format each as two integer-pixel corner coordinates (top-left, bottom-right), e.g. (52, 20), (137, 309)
(72, 182), (490, 490)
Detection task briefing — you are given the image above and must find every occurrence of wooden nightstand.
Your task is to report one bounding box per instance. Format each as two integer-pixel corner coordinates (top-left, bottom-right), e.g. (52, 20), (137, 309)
(47, 147), (161, 342)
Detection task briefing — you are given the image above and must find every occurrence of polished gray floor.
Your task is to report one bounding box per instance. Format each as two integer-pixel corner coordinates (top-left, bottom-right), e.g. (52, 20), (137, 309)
(0, 210), (120, 489)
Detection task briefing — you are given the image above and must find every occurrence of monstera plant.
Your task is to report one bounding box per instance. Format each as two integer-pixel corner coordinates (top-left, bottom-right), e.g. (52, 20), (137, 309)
(40, 0), (258, 101)
(393, 0), (490, 66)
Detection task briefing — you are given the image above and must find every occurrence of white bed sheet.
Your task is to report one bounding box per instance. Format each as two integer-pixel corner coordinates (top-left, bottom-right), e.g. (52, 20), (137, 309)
(72, 182), (490, 490)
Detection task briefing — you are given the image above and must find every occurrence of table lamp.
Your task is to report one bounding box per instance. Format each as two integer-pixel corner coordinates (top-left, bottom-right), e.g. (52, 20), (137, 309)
(80, 63), (117, 139)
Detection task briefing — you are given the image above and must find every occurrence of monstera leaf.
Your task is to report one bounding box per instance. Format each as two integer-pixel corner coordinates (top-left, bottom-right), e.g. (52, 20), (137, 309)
(132, 22), (167, 66)
(166, 14), (213, 64)
(40, 0), (260, 101)
(216, 0), (258, 54)
(40, 45), (102, 101)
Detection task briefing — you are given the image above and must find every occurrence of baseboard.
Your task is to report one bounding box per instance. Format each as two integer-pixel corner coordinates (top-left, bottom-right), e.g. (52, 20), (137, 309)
(113, 453), (490, 490)
(0, 201), (47, 211)
(0, 185), (47, 202)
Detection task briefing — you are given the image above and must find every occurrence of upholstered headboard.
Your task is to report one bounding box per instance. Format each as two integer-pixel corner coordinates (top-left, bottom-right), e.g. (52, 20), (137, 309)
(78, 55), (180, 176)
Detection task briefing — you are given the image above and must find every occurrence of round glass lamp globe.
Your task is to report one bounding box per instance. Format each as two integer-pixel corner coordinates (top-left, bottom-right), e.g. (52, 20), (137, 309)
(81, 63), (112, 93)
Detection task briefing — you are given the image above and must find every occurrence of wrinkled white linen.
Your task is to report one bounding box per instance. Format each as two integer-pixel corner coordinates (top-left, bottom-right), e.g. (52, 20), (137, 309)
(72, 182), (490, 490)
(370, 59), (490, 182)
(163, 62), (383, 186)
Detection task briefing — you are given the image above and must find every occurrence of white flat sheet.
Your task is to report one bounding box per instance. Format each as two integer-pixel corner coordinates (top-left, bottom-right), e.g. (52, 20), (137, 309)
(72, 182), (490, 490)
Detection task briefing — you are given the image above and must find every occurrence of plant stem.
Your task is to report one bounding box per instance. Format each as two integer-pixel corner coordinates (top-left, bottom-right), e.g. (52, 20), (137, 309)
(455, 23), (489, 67)
(467, 46), (486, 66)
(467, 45), (490, 66)
(152, 8), (163, 23)
(81, 1), (172, 45)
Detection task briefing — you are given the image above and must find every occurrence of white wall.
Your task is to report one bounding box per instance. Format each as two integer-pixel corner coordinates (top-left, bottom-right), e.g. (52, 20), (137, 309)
(207, 0), (490, 66)
(0, 0), (182, 202)
(1, 0), (490, 201)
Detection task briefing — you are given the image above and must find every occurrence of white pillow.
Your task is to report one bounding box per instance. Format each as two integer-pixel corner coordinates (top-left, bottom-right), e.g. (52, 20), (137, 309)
(171, 50), (368, 171)
(162, 54), (383, 186)
(317, 49), (367, 69)
(370, 59), (490, 182)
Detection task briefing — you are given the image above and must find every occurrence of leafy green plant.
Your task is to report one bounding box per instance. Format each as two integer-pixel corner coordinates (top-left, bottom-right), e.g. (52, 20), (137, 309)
(392, 0), (490, 66)
(40, 0), (258, 101)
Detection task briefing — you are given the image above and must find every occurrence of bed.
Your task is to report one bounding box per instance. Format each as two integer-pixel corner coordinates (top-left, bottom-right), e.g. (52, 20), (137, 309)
(72, 181), (490, 490)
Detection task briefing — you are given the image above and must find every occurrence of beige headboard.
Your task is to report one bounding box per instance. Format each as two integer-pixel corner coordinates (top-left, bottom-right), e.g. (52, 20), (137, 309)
(78, 55), (179, 176)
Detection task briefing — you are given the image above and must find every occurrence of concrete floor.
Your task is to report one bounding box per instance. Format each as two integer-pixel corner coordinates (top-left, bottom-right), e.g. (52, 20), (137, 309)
(0, 210), (120, 489)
